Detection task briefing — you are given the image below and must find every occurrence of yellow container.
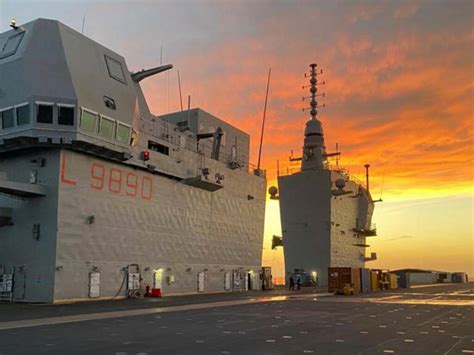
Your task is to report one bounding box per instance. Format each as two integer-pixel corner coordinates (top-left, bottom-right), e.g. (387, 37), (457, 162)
(389, 273), (398, 289)
(370, 271), (379, 291)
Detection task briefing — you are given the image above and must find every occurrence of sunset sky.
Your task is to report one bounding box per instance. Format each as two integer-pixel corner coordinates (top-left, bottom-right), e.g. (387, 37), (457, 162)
(2, 0), (472, 281)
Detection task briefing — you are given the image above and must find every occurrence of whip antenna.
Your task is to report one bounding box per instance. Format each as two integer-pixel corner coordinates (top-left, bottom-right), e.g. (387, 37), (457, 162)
(257, 68), (272, 171)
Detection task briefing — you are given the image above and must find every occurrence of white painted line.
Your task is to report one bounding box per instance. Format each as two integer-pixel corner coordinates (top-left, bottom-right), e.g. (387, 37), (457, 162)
(266, 339), (276, 343)
(404, 339), (414, 343)
(383, 351), (395, 354)
(360, 331), (368, 334)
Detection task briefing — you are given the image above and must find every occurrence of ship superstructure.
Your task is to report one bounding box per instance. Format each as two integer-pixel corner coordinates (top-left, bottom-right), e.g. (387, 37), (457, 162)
(271, 64), (377, 286)
(0, 19), (266, 302)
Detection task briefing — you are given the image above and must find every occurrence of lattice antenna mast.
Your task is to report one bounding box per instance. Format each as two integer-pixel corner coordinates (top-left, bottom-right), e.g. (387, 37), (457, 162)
(302, 63), (325, 119)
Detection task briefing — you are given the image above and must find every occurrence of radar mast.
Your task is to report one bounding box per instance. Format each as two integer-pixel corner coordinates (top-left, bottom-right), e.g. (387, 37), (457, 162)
(301, 63), (326, 171)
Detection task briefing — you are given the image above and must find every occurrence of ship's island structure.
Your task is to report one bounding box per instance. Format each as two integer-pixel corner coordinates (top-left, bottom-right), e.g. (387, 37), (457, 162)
(0, 19), (266, 303)
(270, 64), (378, 286)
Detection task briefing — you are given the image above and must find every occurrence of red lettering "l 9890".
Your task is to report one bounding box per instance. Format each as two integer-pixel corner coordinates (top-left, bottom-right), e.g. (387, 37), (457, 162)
(90, 162), (152, 200)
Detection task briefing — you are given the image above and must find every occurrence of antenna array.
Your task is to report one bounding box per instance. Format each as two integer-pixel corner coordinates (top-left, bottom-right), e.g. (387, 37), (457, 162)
(302, 63), (326, 119)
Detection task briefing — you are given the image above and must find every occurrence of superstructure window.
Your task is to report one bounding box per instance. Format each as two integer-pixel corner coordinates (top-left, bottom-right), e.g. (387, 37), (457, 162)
(98, 116), (115, 139)
(80, 109), (97, 132)
(148, 140), (169, 155)
(36, 104), (53, 123)
(58, 106), (74, 126)
(0, 108), (14, 129)
(116, 123), (131, 144)
(104, 55), (126, 84)
(16, 104), (30, 125)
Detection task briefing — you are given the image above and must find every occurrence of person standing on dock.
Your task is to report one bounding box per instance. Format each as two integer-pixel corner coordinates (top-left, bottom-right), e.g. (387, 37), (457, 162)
(289, 276), (295, 291)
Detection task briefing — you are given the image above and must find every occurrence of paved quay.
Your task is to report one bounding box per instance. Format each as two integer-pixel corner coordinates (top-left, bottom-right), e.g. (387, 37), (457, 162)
(0, 283), (473, 355)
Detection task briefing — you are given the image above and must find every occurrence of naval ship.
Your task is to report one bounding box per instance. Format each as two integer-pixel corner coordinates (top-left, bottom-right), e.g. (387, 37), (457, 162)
(0, 19), (266, 303)
(269, 64), (377, 286)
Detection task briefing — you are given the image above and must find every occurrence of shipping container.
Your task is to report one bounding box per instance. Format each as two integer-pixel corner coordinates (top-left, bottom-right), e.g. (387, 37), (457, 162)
(389, 273), (398, 289)
(370, 271), (379, 291)
(409, 272), (436, 284)
(396, 272), (410, 288)
(351, 268), (361, 293)
(360, 268), (370, 293)
(451, 272), (467, 283)
(328, 267), (361, 294)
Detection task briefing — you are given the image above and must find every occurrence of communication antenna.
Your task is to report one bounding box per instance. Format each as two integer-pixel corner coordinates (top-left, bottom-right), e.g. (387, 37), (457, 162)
(257, 68), (272, 171)
(178, 70), (183, 111)
(364, 164), (370, 193)
(302, 63), (326, 119)
(81, 15), (86, 34)
(336, 143), (339, 166)
(166, 70), (170, 113)
(373, 173), (384, 203)
(187, 95), (191, 124)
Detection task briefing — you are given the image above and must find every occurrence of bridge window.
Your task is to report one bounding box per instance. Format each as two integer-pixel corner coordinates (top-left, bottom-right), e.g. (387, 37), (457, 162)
(0, 108), (14, 129)
(148, 140), (169, 155)
(16, 103), (30, 125)
(58, 105), (74, 126)
(98, 115), (115, 139)
(116, 123), (131, 144)
(104, 55), (126, 84)
(80, 109), (97, 132)
(36, 103), (53, 124)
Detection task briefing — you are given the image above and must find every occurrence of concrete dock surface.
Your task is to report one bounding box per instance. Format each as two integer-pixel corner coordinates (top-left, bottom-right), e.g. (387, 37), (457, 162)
(0, 283), (472, 354)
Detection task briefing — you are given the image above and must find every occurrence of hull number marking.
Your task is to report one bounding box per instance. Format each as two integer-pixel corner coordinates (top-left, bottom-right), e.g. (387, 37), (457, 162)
(61, 154), (152, 200)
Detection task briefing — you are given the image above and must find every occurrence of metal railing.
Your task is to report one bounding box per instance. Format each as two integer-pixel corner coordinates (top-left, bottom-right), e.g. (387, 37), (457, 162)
(140, 118), (265, 176)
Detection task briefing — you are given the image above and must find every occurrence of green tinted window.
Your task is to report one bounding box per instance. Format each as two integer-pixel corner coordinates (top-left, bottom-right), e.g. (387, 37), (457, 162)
(99, 117), (115, 139)
(1, 108), (14, 129)
(80, 110), (97, 132)
(16, 105), (30, 125)
(116, 124), (130, 144)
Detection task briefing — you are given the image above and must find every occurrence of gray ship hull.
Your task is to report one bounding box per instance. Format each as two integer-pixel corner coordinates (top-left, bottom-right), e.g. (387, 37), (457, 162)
(0, 149), (265, 302)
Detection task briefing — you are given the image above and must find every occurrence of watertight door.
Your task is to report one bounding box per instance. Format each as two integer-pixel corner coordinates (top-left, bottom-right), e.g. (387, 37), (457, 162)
(153, 270), (163, 289)
(89, 272), (100, 298)
(224, 272), (231, 291)
(198, 272), (205, 292)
